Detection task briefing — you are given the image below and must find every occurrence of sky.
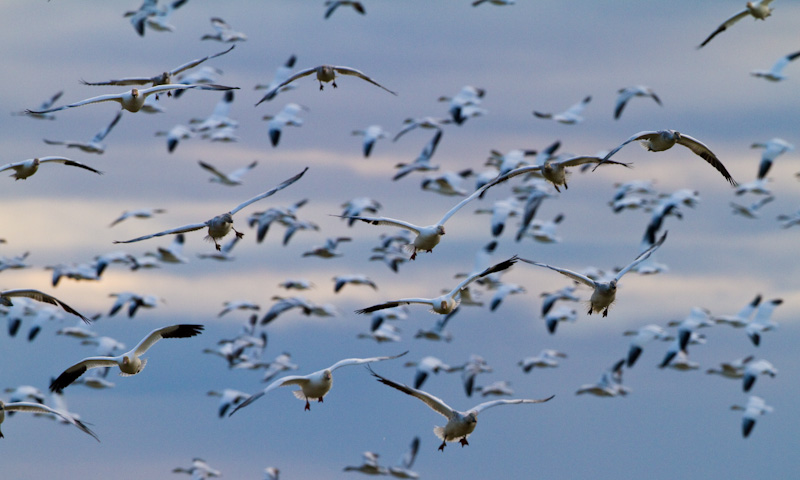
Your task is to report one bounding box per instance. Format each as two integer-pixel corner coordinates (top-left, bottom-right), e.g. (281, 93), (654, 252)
(2, 0), (799, 478)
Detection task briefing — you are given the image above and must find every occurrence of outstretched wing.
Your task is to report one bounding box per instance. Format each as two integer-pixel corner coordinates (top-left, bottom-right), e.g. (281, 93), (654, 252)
(328, 351), (408, 372)
(518, 258), (596, 288)
(229, 374), (310, 416)
(50, 356), (121, 392)
(449, 256), (519, 296)
(113, 221), (209, 244)
(92, 111), (123, 143)
(334, 214), (421, 235)
(1, 289), (92, 323)
(676, 133), (737, 185)
(273, 66), (319, 91)
(436, 174), (498, 226)
(39, 157), (103, 175)
(198, 160), (229, 181)
(332, 66), (397, 95)
(469, 395), (555, 415)
(697, 10), (749, 48)
(368, 366), (454, 418)
(133, 324), (204, 356)
(26, 92), (126, 114)
(169, 45), (235, 76)
(614, 231), (667, 281)
(355, 299), (433, 315)
(228, 167), (308, 216)
(3, 401), (99, 441)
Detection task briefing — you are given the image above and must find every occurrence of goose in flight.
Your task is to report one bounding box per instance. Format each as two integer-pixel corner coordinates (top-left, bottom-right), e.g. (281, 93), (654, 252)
(593, 130), (737, 186)
(746, 298), (782, 346)
(751, 50), (800, 81)
(352, 125), (391, 157)
(43, 111), (123, 154)
(731, 395), (772, 438)
(255, 54), (298, 104)
(198, 160), (257, 186)
(266, 64), (396, 96)
(0, 400), (98, 441)
(0, 156), (101, 180)
(520, 232), (667, 317)
(229, 352), (407, 414)
(80, 46), (235, 92)
(49, 324), (204, 393)
(14, 90), (63, 120)
(114, 167), (307, 250)
(335, 174), (497, 259)
(201, 17), (248, 42)
(533, 95), (591, 124)
(1, 289), (92, 324)
(355, 256), (518, 315)
(369, 366), (553, 451)
(486, 155), (630, 192)
(325, 1), (366, 19)
(614, 86), (662, 120)
(388, 436), (420, 479)
(26, 84), (238, 114)
(698, 1), (774, 49)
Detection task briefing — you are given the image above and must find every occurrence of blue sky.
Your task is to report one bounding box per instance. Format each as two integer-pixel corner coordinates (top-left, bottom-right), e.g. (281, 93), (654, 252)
(2, 1), (799, 478)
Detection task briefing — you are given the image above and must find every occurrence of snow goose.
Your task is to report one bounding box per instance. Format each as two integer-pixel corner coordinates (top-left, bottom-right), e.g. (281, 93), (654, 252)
(255, 55), (298, 104)
(751, 50), (800, 81)
(351, 125), (391, 157)
(533, 95), (591, 124)
(201, 17), (247, 42)
(43, 111), (122, 154)
(698, 1), (775, 48)
(199, 160), (257, 186)
(731, 396), (772, 438)
(0, 156), (101, 180)
(369, 366), (553, 451)
(388, 437), (420, 479)
(268, 64), (396, 96)
(114, 168), (307, 250)
(355, 257), (518, 315)
(0, 400), (98, 441)
(614, 85), (662, 119)
(594, 130), (737, 186)
(325, 1), (366, 19)
(746, 298), (782, 346)
(49, 324), (204, 392)
(343, 451), (387, 475)
(230, 352), (407, 414)
(1, 289), (91, 323)
(520, 232), (667, 317)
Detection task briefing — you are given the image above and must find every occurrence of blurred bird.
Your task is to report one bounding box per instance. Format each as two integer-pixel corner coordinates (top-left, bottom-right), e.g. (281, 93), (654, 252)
(533, 95), (591, 124)
(0, 156), (101, 180)
(698, 0), (775, 48)
(43, 111), (122, 154)
(201, 17), (247, 42)
(614, 85), (661, 120)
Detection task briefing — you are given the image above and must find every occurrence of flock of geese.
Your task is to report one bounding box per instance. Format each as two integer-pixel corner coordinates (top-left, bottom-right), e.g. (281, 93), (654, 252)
(2, 0), (796, 478)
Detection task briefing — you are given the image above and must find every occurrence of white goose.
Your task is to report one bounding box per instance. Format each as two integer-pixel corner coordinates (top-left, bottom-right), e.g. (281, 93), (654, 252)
(0, 400), (98, 441)
(49, 324), (204, 393)
(269, 64), (396, 96)
(0, 156), (101, 180)
(114, 168), (307, 250)
(229, 352), (407, 414)
(369, 366), (553, 451)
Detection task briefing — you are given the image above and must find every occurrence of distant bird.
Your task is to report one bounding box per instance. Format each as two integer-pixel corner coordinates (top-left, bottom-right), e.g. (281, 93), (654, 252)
(777, 207), (800, 229)
(666, 307), (714, 351)
(355, 257), (518, 315)
(388, 437), (420, 479)
(199, 160), (257, 186)
(404, 356), (462, 389)
(730, 196), (774, 218)
(278, 279), (314, 291)
(543, 305), (578, 334)
(421, 169), (474, 196)
(520, 232), (667, 317)
(189, 90), (238, 132)
(207, 389), (250, 418)
(333, 275), (377, 293)
(393, 117), (451, 142)
(302, 236), (350, 259)
(155, 124), (194, 153)
(663, 349), (700, 371)
(26, 84), (237, 114)
(108, 292), (162, 318)
(80, 46), (235, 92)
(369, 366), (553, 451)
(746, 298), (782, 346)
(259, 353), (300, 383)
(325, 1), (366, 19)
(134, 0), (190, 33)
(461, 355), (493, 397)
(472, 0), (516, 5)
(255, 55), (298, 104)
(268, 64), (397, 96)
(731, 396), (772, 438)
(352, 125), (391, 157)
(14, 90), (63, 120)
(518, 350), (567, 372)
(263, 103), (308, 147)
(614, 86), (661, 120)
(1, 289), (91, 324)
(751, 137), (794, 179)
(201, 17), (247, 42)
(0, 156), (101, 180)
(698, 1), (775, 49)
(706, 355), (754, 379)
(393, 130), (443, 181)
(488, 283), (525, 312)
(751, 50), (800, 81)
(533, 95), (591, 124)
(576, 359), (629, 397)
(109, 207), (166, 227)
(49, 324), (204, 393)
(340, 197), (382, 224)
(114, 168), (307, 250)
(475, 380), (513, 397)
(343, 451), (386, 475)
(172, 457), (222, 478)
(438, 85), (485, 125)
(125, 0), (159, 36)
(742, 359), (777, 392)
(0, 400), (98, 441)
(230, 352), (407, 414)
(337, 172), (498, 259)
(145, 233), (189, 264)
(43, 111), (122, 154)
(218, 300), (260, 318)
(595, 130), (737, 186)
(623, 324), (672, 367)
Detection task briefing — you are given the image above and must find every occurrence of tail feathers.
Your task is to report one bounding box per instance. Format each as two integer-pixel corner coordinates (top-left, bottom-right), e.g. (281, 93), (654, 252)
(433, 426), (446, 441)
